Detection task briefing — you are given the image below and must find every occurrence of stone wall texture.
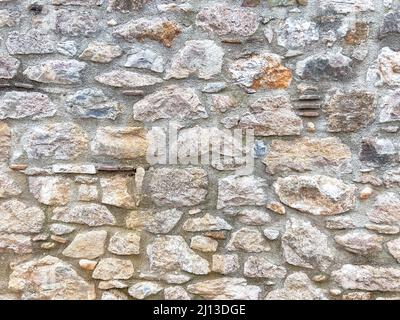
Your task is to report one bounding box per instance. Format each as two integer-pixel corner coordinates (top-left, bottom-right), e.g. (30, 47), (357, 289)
(1, 0), (400, 300)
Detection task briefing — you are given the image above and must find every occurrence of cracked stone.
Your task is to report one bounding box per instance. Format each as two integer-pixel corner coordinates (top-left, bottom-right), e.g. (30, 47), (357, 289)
(211, 254), (239, 274)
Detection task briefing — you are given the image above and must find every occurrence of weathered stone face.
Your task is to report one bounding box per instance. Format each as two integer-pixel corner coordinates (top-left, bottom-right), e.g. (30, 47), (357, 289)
(52, 203), (116, 226)
(24, 60), (86, 84)
(0, 56), (19, 79)
(127, 209), (183, 234)
(217, 175), (267, 209)
(264, 137), (352, 174)
(23, 123), (88, 160)
(275, 175), (357, 216)
(9, 256), (95, 300)
(147, 236), (210, 275)
(265, 272), (327, 300)
(296, 52), (353, 81)
(133, 86), (207, 122)
(0, 91), (56, 120)
(187, 278), (261, 300)
(79, 42), (123, 63)
(66, 89), (122, 120)
(165, 40), (224, 80)
(282, 218), (334, 271)
(113, 17), (180, 47)
(333, 265), (400, 292)
(91, 126), (148, 160)
(6, 30), (55, 55)
(63, 230), (107, 259)
(146, 168), (208, 207)
(323, 90), (375, 132)
(95, 70), (162, 88)
(1, 0), (399, 301)
(221, 96), (302, 136)
(229, 53), (292, 90)
(55, 9), (98, 37)
(376, 47), (400, 86)
(196, 5), (259, 37)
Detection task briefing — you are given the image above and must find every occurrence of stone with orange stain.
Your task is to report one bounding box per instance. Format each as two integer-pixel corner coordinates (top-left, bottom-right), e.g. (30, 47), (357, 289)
(113, 17), (180, 47)
(229, 53), (292, 91)
(345, 22), (369, 45)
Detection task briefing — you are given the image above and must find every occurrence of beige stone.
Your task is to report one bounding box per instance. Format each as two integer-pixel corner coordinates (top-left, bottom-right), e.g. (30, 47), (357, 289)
(92, 258), (134, 280)
(63, 230), (107, 259)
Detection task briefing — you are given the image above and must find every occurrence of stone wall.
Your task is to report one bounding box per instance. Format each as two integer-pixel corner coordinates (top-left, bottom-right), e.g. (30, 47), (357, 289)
(1, 0), (400, 300)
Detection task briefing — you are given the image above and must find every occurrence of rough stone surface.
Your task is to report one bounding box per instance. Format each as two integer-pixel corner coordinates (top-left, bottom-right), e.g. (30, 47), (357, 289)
(113, 18), (180, 47)
(217, 175), (267, 209)
(91, 127), (148, 160)
(265, 272), (327, 300)
(133, 86), (207, 122)
(334, 230), (383, 255)
(24, 60), (86, 84)
(274, 175), (357, 216)
(52, 204), (116, 226)
(1, 0), (399, 301)
(222, 96), (302, 136)
(196, 5), (259, 37)
(282, 218), (334, 271)
(323, 90), (375, 133)
(6, 30), (55, 55)
(0, 55), (19, 79)
(333, 265), (400, 292)
(92, 258), (134, 280)
(187, 278), (261, 300)
(165, 40), (224, 80)
(264, 137), (351, 174)
(63, 230), (107, 259)
(8, 256), (95, 300)
(0, 199), (44, 233)
(147, 168), (208, 207)
(127, 209), (183, 234)
(146, 236), (210, 275)
(229, 53), (292, 90)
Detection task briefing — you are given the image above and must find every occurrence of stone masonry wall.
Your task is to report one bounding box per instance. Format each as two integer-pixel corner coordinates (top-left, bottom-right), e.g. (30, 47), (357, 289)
(1, 0), (400, 300)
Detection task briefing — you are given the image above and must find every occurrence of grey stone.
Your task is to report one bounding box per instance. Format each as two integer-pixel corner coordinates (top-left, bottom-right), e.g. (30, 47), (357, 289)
(6, 30), (55, 55)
